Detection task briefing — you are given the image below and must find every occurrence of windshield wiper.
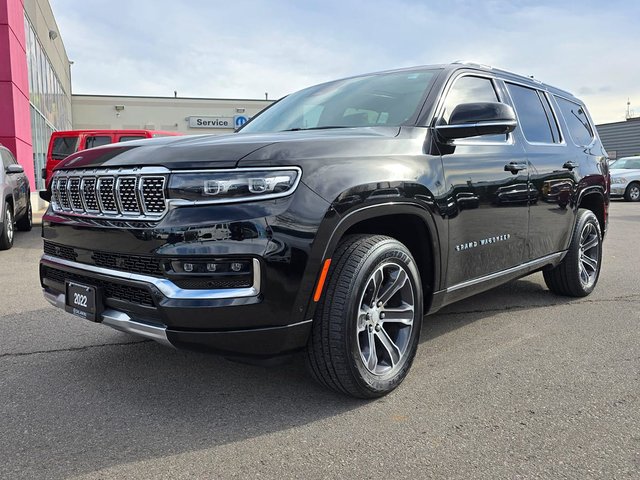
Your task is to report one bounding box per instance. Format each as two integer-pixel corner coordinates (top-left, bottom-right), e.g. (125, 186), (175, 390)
(280, 126), (352, 132)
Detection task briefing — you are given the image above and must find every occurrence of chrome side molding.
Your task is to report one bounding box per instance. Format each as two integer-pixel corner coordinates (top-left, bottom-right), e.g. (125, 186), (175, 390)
(446, 252), (565, 293)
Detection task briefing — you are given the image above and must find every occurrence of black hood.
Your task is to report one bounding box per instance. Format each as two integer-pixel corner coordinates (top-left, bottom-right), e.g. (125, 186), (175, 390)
(53, 127), (402, 171)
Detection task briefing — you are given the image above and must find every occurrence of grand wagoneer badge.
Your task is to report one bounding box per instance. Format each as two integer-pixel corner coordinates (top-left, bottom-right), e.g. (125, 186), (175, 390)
(455, 233), (511, 252)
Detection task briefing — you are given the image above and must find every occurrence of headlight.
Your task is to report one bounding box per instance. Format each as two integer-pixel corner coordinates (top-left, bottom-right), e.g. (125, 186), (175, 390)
(168, 168), (301, 204)
(611, 177), (628, 185)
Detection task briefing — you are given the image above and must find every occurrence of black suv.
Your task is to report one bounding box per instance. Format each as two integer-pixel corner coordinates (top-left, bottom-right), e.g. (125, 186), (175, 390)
(40, 63), (609, 398)
(1, 145), (33, 250)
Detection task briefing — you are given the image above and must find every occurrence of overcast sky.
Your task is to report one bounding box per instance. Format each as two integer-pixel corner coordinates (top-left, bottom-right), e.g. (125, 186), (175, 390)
(49, 0), (639, 124)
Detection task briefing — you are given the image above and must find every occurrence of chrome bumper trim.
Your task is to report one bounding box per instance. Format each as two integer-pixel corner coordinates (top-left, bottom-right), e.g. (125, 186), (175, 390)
(41, 254), (261, 300)
(43, 289), (173, 347)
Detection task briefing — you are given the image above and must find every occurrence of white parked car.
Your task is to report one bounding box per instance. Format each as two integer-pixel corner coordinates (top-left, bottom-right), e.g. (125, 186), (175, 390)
(610, 156), (640, 201)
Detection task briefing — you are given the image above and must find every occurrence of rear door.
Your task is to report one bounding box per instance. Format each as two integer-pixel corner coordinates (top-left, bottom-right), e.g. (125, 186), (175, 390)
(503, 82), (578, 260)
(436, 74), (530, 287)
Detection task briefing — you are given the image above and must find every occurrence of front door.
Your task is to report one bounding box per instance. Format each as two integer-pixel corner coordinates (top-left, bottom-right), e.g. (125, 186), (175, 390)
(436, 74), (530, 287)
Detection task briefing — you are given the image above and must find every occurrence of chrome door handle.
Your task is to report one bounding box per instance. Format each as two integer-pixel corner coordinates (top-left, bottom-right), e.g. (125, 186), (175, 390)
(504, 162), (527, 173)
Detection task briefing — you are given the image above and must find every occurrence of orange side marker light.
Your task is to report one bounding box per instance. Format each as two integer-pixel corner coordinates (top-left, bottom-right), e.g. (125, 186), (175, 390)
(313, 259), (332, 302)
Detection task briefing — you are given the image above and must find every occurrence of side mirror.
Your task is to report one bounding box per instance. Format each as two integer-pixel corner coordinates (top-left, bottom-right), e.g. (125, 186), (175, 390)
(6, 164), (24, 174)
(435, 102), (517, 141)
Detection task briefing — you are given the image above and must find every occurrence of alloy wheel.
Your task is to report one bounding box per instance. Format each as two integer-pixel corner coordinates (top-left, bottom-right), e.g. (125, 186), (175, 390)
(357, 262), (415, 376)
(630, 185), (640, 201)
(578, 222), (599, 288)
(6, 208), (14, 244)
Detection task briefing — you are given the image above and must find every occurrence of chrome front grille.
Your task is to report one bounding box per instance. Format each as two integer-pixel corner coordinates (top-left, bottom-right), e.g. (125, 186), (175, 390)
(50, 167), (168, 220)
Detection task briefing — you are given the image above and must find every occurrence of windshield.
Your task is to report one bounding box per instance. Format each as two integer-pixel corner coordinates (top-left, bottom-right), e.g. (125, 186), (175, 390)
(240, 69), (439, 134)
(611, 157), (640, 169)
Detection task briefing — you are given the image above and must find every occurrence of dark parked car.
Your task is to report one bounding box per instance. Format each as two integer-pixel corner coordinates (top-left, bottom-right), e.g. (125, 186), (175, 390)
(1, 145), (32, 249)
(40, 63), (609, 397)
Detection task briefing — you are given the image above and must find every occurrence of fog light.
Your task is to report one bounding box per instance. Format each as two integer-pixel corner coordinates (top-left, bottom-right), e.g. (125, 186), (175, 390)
(231, 262), (243, 272)
(183, 263), (194, 272)
(206, 263), (217, 272)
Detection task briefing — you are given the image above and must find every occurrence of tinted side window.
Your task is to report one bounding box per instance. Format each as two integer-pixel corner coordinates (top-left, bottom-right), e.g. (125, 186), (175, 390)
(85, 136), (112, 149)
(506, 83), (557, 144)
(441, 76), (505, 142)
(118, 136), (146, 143)
(52, 136), (79, 160)
(554, 97), (594, 146)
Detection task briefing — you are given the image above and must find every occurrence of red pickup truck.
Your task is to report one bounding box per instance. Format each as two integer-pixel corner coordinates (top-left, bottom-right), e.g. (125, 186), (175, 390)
(43, 129), (182, 187)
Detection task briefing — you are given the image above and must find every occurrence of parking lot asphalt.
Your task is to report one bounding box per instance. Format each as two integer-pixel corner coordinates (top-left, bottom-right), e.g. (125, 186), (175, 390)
(1, 202), (638, 480)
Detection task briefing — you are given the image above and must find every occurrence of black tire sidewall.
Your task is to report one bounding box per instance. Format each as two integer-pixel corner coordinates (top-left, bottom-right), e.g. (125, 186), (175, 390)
(17, 201), (32, 231)
(343, 240), (423, 395)
(1, 202), (14, 249)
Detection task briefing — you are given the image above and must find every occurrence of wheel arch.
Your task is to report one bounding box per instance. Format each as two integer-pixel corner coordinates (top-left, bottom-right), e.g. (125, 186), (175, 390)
(311, 202), (443, 315)
(577, 187), (606, 236)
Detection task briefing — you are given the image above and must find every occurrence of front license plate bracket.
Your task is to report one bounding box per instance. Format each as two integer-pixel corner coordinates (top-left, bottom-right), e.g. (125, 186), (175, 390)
(65, 281), (103, 322)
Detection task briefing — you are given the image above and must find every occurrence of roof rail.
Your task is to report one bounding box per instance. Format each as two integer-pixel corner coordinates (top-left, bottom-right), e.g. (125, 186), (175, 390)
(452, 60), (493, 70)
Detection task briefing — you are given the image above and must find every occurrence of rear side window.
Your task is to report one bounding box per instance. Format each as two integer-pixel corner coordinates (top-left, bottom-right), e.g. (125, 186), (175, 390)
(118, 136), (146, 143)
(85, 136), (112, 149)
(506, 83), (560, 144)
(554, 97), (594, 146)
(51, 136), (79, 160)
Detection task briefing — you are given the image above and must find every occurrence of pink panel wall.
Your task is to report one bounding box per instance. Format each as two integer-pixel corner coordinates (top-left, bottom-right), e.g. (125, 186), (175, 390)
(0, 0), (34, 189)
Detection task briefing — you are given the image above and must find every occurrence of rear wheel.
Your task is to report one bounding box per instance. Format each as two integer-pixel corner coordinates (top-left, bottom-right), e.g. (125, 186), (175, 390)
(306, 235), (423, 398)
(624, 182), (640, 202)
(543, 209), (602, 297)
(0, 202), (15, 250)
(16, 201), (32, 231)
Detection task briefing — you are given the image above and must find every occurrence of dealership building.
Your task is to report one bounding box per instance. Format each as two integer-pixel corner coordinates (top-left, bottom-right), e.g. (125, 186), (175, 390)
(1, 0), (272, 203)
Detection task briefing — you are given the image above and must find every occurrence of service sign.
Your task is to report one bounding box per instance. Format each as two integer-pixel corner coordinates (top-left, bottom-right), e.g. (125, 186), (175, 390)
(188, 116), (234, 129)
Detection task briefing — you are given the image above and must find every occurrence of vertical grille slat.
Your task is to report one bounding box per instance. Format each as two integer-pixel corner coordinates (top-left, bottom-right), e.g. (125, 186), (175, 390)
(117, 177), (141, 214)
(140, 177), (167, 215)
(97, 177), (118, 213)
(58, 178), (71, 210)
(81, 178), (99, 212)
(68, 177), (83, 211)
(50, 168), (168, 220)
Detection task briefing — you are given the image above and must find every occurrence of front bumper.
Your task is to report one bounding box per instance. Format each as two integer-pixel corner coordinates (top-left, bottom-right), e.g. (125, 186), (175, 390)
(610, 185), (626, 197)
(41, 255), (313, 356)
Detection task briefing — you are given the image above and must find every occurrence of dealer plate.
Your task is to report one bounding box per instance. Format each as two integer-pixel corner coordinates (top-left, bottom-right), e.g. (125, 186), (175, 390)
(65, 281), (100, 322)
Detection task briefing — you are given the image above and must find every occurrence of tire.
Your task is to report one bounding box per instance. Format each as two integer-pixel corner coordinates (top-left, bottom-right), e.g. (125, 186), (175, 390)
(543, 209), (602, 297)
(0, 202), (15, 250)
(306, 235), (423, 398)
(624, 182), (640, 202)
(16, 201), (32, 232)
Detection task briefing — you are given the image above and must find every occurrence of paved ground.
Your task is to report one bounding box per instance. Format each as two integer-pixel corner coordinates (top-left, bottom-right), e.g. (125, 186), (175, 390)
(1, 202), (638, 479)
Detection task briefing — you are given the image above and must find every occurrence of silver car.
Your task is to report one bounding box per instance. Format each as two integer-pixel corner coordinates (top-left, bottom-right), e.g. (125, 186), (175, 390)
(0, 145), (32, 250)
(610, 156), (640, 202)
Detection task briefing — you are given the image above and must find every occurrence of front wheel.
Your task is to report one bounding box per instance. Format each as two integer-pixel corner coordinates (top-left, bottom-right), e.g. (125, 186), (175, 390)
(306, 235), (423, 398)
(543, 209), (602, 297)
(624, 182), (640, 202)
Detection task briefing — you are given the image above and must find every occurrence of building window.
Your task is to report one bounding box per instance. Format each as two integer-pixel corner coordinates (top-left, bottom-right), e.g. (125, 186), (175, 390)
(24, 13), (72, 189)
